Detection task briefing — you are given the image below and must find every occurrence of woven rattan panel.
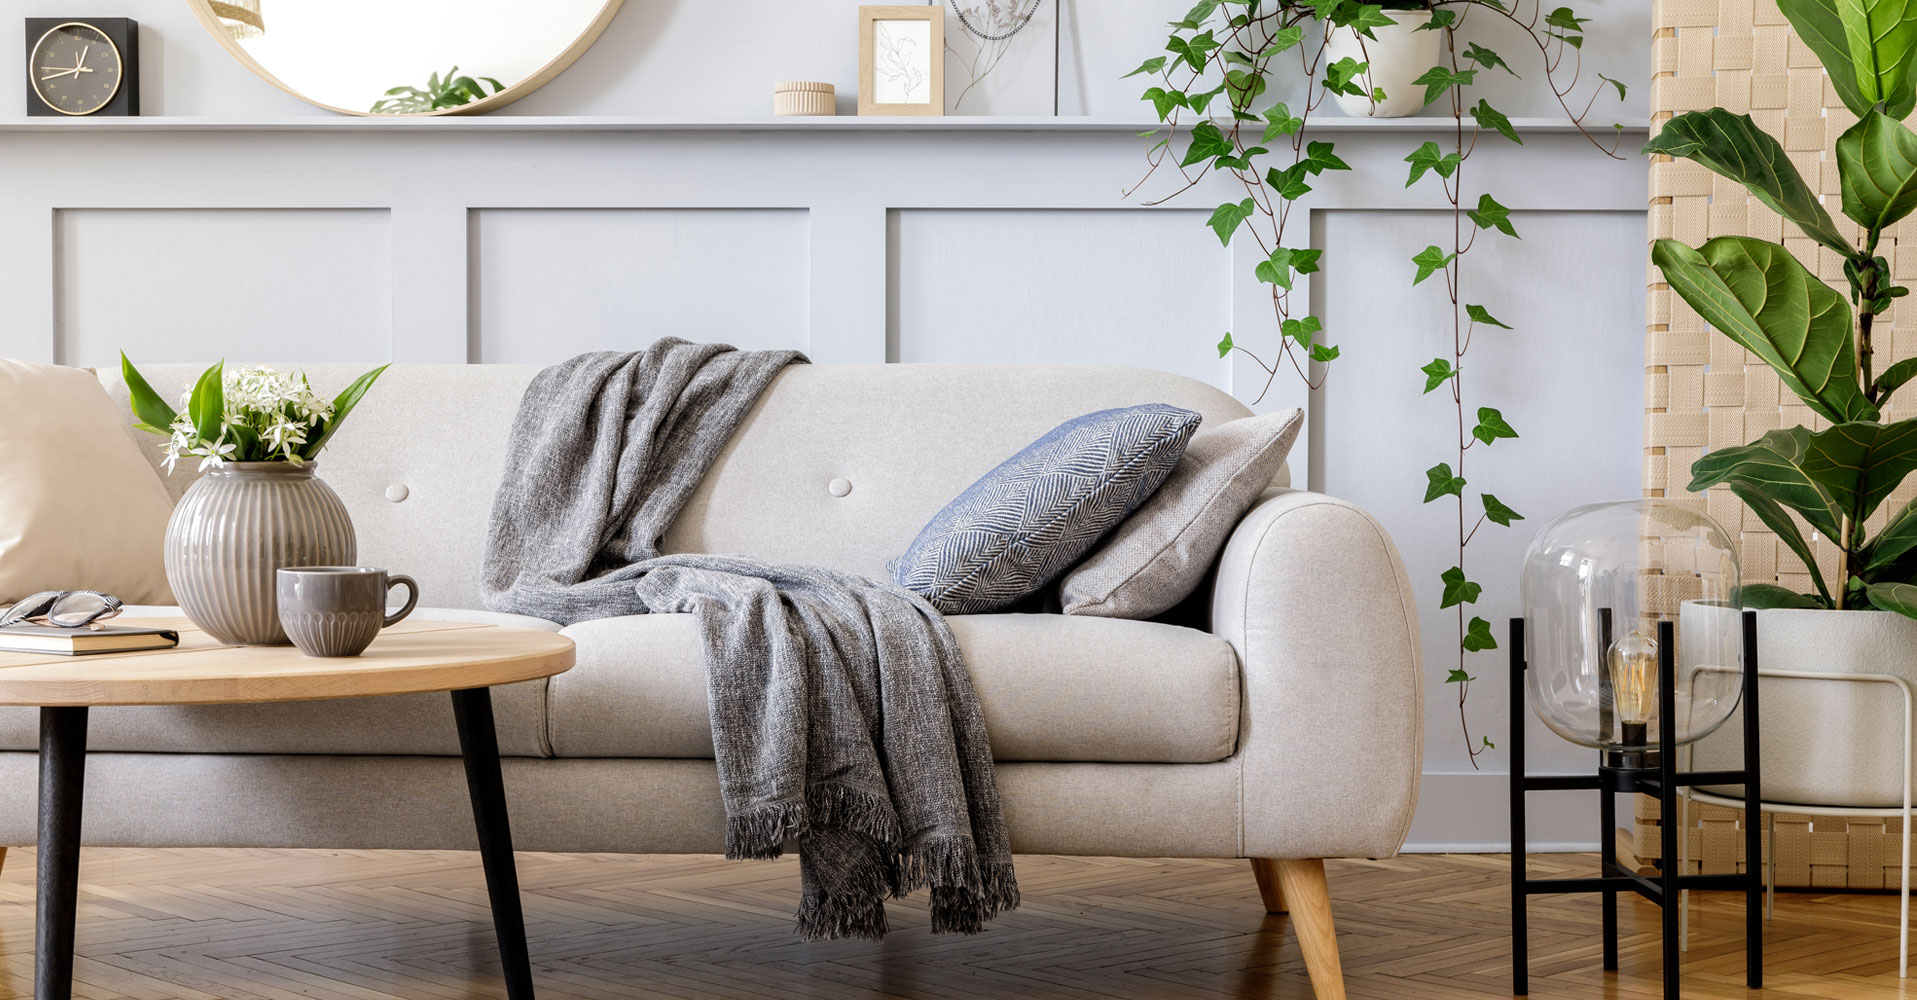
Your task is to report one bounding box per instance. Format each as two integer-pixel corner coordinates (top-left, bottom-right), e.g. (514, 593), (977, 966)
(1648, 0), (1917, 596)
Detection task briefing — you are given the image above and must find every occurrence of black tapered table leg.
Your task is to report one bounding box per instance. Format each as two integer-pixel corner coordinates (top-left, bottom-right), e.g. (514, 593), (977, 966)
(37, 706), (87, 1000)
(451, 687), (534, 1000)
(1599, 779), (1619, 971)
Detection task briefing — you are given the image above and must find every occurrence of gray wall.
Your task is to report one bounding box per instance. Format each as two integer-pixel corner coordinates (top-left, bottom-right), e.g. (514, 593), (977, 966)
(0, 0), (1651, 850)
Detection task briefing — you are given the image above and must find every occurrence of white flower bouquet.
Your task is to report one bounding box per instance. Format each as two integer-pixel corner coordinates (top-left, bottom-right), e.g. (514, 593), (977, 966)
(119, 354), (388, 473)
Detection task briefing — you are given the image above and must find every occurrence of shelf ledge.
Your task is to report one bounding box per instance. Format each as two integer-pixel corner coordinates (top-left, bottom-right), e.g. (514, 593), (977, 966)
(0, 114), (1650, 134)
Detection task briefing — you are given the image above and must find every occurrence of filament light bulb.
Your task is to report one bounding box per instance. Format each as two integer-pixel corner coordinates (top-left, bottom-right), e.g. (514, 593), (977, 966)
(1607, 628), (1659, 746)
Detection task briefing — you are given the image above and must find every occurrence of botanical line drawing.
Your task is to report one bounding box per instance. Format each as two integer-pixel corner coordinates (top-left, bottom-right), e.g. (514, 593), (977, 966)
(876, 21), (927, 103)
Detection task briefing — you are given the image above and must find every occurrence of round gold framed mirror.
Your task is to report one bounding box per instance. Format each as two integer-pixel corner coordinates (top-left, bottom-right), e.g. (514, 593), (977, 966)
(186, 0), (626, 116)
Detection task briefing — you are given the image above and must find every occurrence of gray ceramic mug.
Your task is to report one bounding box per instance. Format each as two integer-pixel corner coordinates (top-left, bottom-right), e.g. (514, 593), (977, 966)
(276, 567), (419, 658)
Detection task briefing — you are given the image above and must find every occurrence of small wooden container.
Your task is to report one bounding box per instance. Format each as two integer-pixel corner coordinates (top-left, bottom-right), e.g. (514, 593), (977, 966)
(774, 81), (836, 116)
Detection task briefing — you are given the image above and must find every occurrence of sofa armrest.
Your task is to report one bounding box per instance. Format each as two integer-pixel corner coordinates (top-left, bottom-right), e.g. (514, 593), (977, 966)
(1212, 488), (1423, 860)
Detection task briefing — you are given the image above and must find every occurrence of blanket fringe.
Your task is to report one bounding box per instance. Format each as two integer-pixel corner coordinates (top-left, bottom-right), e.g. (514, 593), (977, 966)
(726, 783), (903, 862)
(796, 893), (891, 942)
(898, 837), (1022, 935)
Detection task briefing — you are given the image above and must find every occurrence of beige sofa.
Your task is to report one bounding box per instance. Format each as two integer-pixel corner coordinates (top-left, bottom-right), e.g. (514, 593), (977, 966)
(0, 362), (1421, 998)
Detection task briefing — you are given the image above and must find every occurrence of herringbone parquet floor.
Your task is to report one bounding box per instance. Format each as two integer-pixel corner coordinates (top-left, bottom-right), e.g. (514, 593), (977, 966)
(0, 849), (1908, 999)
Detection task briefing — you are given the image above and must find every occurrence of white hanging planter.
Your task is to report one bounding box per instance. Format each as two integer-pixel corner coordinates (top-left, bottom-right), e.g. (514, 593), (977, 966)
(1321, 9), (1442, 119)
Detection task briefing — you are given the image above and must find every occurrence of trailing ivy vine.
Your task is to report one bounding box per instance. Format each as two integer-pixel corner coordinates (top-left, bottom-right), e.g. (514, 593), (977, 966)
(1124, 0), (1625, 767)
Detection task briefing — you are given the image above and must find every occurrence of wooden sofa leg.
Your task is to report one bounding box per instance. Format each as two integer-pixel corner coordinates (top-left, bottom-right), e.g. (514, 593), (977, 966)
(1250, 857), (1287, 913)
(1272, 858), (1347, 1000)
(0, 846), (7, 879)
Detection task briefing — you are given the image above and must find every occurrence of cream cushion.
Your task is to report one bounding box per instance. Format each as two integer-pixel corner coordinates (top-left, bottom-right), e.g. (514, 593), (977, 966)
(1061, 408), (1303, 618)
(0, 360), (173, 604)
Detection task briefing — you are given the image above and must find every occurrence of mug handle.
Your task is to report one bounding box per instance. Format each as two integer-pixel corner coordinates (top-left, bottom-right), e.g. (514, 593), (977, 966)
(383, 574), (419, 628)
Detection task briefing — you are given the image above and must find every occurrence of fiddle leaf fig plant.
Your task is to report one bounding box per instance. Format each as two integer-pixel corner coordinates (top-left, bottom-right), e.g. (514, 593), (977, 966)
(1647, 0), (1917, 618)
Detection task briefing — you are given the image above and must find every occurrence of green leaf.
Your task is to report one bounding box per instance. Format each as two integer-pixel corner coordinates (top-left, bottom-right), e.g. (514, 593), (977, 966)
(1776, 0), (1882, 117)
(1729, 481), (1833, 600)
(1142, 86), (1188, 120)
(1466, 304), (1512, 329)
(1464, 42), (1517, 76)
(1262, 102), (1304, 142)
(1412, 245), (1454, 284)
(1866, 580), (1917, 618)
(1876, 357), (1917, 401)
(1421, 358), (1456, 393)
(1411, 65), (1475, 107)
(1837, 110), (1917, 234)
(1310, 343), (1341, 363)
(1301, 140), (1350, 174)
(1180, 120), (1236, 166)
(1440, 566), (1482, 608)
(1165, 30), (1220, 71)
(1217, 331), (1235, 358)
(1325, 57), (1371, 98)
(1834, 0), (1917, 116)
(1211, 144), (1268, 171)
(1425, 463), (1466, 502)
(1404, 140), (1461, 186)
(1418, 9), (1458, 30)
(1481, 493), (1524, 526)
(1261, 25), (1305, 56)
(1282, 315), (1324, 347)
(1690, 426), (1846, 544)
(1597, 72), (1627, 99)
(1207, 198), (1255, 245)
(1866, 494), (1917, 570)
(1799, 417), (1917, 523)
(189, 361), (224, 445)
(1736, 583), (1830, 609)
(1472, 406), (1518, 444)
(1348, 3), (1398, 35)
(1225, 69), (1268, 107)
(1462, 616), (1499, 652)
(1266, 162), (1312, 200)
(1466, 193), (1519, 237)
(1471, 99), (1523, 145)
(1186, 81), (1229, 115)
(1642, 110), (1853, 255)
(1445, 667), (1474, 683)
(1650, 237), (1876, 423)
(301, 364), (389, 460)
(1124, 55), (1169, 78)
(119, 352), (178, 433)
(1170, 0), (1221, 29)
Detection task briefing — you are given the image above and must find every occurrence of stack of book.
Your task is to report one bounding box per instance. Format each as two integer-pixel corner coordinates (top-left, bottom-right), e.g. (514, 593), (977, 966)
(0, 623), (179, 656)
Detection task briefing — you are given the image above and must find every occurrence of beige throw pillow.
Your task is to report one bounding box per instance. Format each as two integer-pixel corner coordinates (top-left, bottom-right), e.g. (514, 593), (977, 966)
(1060, 407), (1303, 618)
(0, 359), (174, 604)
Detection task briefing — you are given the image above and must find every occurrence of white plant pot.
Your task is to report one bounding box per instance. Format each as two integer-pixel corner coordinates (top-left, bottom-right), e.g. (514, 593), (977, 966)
(1688, 604), (1917, 809)
(1321, 10), (1441, 119)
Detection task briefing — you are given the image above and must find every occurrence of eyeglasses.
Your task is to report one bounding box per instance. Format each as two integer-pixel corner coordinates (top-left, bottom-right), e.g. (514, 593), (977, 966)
(0, 591), (123, 630)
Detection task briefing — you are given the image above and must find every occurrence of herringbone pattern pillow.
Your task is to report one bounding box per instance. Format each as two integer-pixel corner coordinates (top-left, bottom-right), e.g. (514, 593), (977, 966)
(890, 404), (1201, 615)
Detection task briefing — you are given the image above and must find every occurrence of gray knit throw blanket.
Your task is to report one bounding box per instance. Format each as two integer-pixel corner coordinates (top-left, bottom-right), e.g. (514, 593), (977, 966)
(480, 340), (1019, 939)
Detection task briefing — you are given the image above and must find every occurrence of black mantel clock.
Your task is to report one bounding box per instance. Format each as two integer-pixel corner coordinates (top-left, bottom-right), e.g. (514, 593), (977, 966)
(25, 18), (138, 116)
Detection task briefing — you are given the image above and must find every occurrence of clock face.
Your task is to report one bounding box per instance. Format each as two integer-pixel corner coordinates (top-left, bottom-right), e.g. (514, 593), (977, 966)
(30, 22), (123, 116)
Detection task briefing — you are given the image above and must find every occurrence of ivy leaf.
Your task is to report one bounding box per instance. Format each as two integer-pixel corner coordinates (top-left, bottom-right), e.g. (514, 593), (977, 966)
(1421, 358), (1456, 393)
(1225, 69), (1268, 108)
(1481, 493), (1524, 526)
(1282, 315), (1324, 347)
(1261, 25), (1305, 56)
(1440, 566), (1482, 607)
(1412, 245), (1455, 284)
(1466, 304), (1512, 329)
(1417, 9), (1458, 30)
(1187, 81), (1229, 115)
(1462, 617), (1499, 652)
(1142, 86), (1188, 120)
(1256, 248), (1305, 289)
(1425, 463), (1467, 503)
(1165, 30), (1220, 72)
(1412, 65), (1476, 107)
(1326, 57), (1371, 97)
(1180, 121), (1235, 166)
(1472, 406), (1519, 444)
(1207, 198), (1255, 245)
(1211, 145), (1268, 171)
(1310, 343), (1341, 363)
(1464, 42), (1518, 77)
(1466, 193), (1519, 237)
(1217, 331), (1234, 358)
(1169, 0), (1221, 29)
(1471, 99), (1523, 145)
(1545, 6), (1590, 30)
(1301, 140), (1351, 174)
(1124, 56), (1168, 78)
(1262, 102), (1304, 142)
(1266, 162), (1312, 200)
(1404, 140), (1462, 186)
(1597, 72), (1627, 99)
(1445, 668), (1474, 684)
(1483, 736), (1496, 749)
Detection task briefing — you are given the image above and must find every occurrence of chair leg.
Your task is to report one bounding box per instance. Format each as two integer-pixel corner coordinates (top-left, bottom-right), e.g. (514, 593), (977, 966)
(1272, 859), (1347, 1000)
(0, 846), (7, 879)
(1249, 858), (1287, 913)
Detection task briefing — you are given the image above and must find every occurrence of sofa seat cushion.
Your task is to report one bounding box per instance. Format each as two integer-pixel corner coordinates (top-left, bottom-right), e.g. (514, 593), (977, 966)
(0, 608), (562, 757)
(551, 612), (1239, 763)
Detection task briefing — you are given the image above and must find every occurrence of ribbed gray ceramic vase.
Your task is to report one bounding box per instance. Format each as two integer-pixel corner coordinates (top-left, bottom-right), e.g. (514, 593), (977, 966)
(164, 462), (357, 646)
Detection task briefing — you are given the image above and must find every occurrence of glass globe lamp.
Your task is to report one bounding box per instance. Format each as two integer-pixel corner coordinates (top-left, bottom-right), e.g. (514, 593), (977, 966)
(1519, 499), (1744, 760)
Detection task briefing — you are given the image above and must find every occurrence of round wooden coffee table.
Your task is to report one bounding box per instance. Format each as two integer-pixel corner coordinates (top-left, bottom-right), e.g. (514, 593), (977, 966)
(0, 617), (574, 1000)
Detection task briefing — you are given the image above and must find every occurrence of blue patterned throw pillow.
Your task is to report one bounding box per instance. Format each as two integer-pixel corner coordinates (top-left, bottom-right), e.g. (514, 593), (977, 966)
(890, 404), (1202, 615)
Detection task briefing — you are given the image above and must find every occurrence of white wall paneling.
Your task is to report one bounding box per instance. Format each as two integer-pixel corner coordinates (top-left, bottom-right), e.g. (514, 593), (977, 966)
(471, 208), (810, 363)
(0, 119), (1645, 849)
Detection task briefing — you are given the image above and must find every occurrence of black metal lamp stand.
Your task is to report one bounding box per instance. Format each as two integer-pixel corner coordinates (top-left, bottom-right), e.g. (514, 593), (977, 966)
(1508, 608), (1763, 998)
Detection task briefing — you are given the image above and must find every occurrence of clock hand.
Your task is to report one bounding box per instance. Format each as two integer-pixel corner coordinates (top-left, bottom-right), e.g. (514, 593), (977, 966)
(40, 67), (79, 80)
(72, 46), (93, 73)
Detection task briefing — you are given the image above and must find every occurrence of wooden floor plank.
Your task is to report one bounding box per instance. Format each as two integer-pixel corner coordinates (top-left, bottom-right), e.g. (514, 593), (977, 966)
(0, 849), (1911, 998)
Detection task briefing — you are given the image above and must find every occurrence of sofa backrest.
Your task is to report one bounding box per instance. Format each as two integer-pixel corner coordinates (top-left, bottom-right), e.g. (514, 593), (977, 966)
(104, 363), (1261, 611)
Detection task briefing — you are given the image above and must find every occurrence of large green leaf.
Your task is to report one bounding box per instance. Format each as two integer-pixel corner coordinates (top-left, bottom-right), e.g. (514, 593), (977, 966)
(1778, 0), (1880, 115)
(300, 364), (390, 460)
(1835, 0), (1917, 117)
(1866, 580), (1917, 618)
(1651, 237), (1876, 423)
(1865, 494), (1917, 571)
(1800, 417), (1917, 522)
(189, 361), (225, 445)
(1735, 583), (1831, 609)
(1837, 111), (1917, 233)
(119, 352), (177, 434)
(1729, 481), (1832, 601)
(1643, 110), (1852, 254)
(1690, 426), (1845, 544)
